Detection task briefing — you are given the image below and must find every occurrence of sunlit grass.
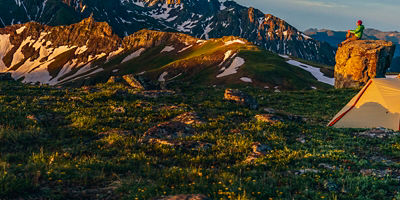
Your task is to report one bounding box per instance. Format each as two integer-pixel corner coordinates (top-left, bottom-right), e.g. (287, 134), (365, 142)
(0, 81), (399, 199)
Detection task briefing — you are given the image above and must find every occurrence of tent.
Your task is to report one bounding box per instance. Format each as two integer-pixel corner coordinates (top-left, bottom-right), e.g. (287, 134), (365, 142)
(328, 78), (400, 131)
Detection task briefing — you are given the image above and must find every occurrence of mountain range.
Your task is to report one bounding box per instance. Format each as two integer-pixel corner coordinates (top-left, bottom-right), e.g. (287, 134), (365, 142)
(0, 17), (334, 89)
(305, 28), (400, 71)
(0, 0), (335, 65)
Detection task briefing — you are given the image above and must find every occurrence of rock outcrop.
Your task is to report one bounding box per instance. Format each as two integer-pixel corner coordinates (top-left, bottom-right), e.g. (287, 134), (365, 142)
(224, 89), (258, 110)
(335, 40), (396, 88)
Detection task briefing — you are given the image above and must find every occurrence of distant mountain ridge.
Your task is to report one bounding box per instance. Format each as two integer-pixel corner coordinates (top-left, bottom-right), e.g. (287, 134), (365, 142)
(0, 0), (335, 65)
(0, 18), (333, 89)
(305, 28), (400, 72)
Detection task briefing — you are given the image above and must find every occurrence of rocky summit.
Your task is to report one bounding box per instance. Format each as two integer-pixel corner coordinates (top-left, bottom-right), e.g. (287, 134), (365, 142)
(0, 0), (335, 65)
(334, 40), (396, 89)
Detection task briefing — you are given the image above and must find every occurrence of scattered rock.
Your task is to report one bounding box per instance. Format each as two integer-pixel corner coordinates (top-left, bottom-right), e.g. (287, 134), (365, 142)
(82, 86), (100, 93)
(261, 108), (306, 123)
(140, 121), (196, 143)
(151, 140), (213, 151)
(224, 89), (258, 110)
(335, 40), (396, 88)
(255, 114), (282, 124)
(172, 112), (204, 125)
(158, 105), (180, 111)
(318, 163), (336, 170)
(137, 90), (175, 98)
(107, 75), (123, 83)
(122, 74), (145, 90)
(113, 89), (129, 98)
(98, 129), (133, 137)
(110, 105), (126, 114)
(369, 155), (395, 165)
(251, 142), (271, 155)
(263, 108), (276, 114)
(296, 136), (306, 144)
(286, 114), (307, 123)
(0, 73), (13, 81)
(69, 96), (83, 101)
(355, 127), (400, 138)
(26, 113), (65, 125)
(295, 169), (320, 175)
(26, 114), (39, 122)
(245, 142), (271, 163)
(151, 194), (211, 200)
(360, 168), (400, 179)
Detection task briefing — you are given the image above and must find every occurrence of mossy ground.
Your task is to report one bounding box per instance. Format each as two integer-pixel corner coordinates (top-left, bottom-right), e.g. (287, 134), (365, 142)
(1, 81), (399, 199)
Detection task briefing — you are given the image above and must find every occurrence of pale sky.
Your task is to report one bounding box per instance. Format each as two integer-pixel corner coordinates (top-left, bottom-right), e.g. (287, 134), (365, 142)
(235, 0), (400, 32)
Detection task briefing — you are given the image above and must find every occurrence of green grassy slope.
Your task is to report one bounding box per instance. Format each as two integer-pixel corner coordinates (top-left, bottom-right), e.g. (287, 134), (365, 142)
(66, 37), (333, 90)
(1, 81), (400, 199)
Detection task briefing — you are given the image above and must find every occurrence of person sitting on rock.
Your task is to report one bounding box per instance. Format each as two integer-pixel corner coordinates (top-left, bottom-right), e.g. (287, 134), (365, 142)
(339, 20), (365, 47)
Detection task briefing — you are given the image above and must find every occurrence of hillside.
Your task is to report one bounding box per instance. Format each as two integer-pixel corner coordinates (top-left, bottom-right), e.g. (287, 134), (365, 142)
(305, 28), (400, 72)
(0, 0), (336, 65)
(2, 80), (400, 199)
(0, 18), (334, 90)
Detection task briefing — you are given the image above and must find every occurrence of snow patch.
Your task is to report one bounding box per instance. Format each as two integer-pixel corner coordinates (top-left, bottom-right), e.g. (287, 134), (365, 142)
(132, 0), (145, 7)
(286, 59), (334, 86)
(166, 16), (178, 22)
(301, 33), (312, 40)
(106, 47), (124, 63)
(224, 39), (245, 46)
(279, 54), (290, 59)
(219, 0), (227, 10)
(240, 77), (252, 83)
(178, 45), (193, 53)
(177, 19), (198, 32)
(75, 46), (88, 55)
(219, 50), (233, 66)
(150, 3), (173, 20)
(158, 71), (168, 82)
(217, 57), (245, 78)
(16, 26), (26, 34)
(386, 75), (398, 79)
(121, 48), (145, 63)
(201, 23), (213, 39)
(161, 46), (175, 53)
(0, 34), (14, 71)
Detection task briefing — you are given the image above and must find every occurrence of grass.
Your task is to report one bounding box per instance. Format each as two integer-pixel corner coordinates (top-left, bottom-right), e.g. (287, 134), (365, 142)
(0, 81), (399, 199)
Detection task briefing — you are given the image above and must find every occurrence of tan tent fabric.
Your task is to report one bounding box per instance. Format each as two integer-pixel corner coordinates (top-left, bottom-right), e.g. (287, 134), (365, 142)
(328, 78), (400, 131)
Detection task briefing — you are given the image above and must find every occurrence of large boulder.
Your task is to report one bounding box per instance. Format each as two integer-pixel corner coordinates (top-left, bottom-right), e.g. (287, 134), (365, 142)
(335, 40), (396, 88)
(224, 89), (258, 110)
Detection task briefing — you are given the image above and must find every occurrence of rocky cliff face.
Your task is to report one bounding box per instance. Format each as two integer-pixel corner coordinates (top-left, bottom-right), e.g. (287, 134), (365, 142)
(335, 40), (396, 89)
(0, 0), (336, 65)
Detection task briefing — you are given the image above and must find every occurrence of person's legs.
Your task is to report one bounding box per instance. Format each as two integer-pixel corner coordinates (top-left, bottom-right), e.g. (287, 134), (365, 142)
(340, 33), (359, 47)
(349, 35), (359, 41)
(346, 32), (353, 39)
